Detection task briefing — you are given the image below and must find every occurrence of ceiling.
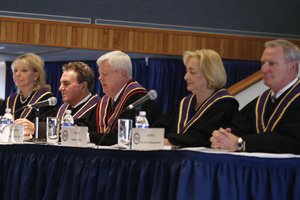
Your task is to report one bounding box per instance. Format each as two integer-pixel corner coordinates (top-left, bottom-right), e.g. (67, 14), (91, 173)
(0, 43), (101, 62)
(0, 43), (179, 62)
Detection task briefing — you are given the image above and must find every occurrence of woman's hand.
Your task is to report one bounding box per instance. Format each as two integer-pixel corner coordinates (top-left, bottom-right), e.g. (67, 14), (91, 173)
(163, 138), (172, 145)
(13, 119), (35, 139)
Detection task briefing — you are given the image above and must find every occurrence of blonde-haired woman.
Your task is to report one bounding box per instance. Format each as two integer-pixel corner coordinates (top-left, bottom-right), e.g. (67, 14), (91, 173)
(153, 49), (239, 148)
(5, 53), (57, 138)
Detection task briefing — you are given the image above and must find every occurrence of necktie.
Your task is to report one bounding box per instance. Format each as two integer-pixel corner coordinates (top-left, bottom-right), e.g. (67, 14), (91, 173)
(110, 100), (115, 109)
(107, 100), (115, 116)
(271, 95), (277, 103)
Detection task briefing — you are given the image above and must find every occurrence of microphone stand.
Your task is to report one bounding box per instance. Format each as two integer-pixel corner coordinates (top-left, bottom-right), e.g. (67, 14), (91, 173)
(34, 107), (40, 140)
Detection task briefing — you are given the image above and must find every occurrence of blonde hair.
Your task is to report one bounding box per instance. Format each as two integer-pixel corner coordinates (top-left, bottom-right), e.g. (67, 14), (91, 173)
(183, 49), (227, 90)
(12, 53), (49, 92)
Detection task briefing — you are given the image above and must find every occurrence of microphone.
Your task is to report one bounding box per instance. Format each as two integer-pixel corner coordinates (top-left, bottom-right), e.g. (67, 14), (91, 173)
(26, 97), (57, 109)
(13, 97), (57, 114)
(125, 90), (157, 111)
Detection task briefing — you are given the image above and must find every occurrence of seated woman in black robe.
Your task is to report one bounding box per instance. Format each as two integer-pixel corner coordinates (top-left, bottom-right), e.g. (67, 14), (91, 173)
(153, 49), (239, 148)
(4, 53), (57, 138)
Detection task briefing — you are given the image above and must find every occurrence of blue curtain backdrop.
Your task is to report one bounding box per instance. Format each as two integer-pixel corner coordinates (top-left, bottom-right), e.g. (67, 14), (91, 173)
(5, 58), (261, 115)
(223, 60), (262, 87)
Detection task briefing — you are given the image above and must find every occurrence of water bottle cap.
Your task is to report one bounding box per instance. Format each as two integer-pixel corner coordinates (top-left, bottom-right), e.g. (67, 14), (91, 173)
(66, 109), (72, 114)
(139, 111), (146, 116)
(5, 108), (11, 113)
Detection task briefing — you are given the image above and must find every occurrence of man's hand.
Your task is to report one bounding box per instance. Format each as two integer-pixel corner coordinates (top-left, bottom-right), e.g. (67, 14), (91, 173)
(210, 128), (238, 151)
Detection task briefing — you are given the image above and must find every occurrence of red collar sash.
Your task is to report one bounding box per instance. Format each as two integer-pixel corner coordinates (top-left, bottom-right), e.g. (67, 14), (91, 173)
(96, 81), (147, 133)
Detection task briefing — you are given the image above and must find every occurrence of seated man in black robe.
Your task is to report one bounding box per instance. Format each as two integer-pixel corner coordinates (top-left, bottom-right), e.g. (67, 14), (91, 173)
(56, 61), (100, 129)
(211, 39), (300, 154)
(89, 50), (157, 146)
(25, 61), (100, 139)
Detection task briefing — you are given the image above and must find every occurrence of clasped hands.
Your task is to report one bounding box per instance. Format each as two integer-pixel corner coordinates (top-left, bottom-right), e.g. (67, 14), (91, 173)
(210, 128), (239, 151)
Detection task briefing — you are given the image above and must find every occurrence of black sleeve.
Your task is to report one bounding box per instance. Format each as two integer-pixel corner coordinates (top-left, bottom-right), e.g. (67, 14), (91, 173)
(151, 102), (181, 133)
(230, 97), (258, 136)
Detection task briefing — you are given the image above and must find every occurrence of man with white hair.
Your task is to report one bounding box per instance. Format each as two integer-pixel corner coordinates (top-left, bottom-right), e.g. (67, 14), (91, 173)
(89, 50), (157, 145)
(211, 39), (300, 154)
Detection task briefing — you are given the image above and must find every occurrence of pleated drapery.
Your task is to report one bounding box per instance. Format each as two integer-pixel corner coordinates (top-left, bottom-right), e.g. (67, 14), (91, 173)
(0, 144), (300, 200)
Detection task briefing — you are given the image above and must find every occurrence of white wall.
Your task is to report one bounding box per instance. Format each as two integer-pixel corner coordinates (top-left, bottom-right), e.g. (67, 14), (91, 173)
(0, 61), (6, 99)
(236, 69), (300, 109)
(234, 80), (268, 109)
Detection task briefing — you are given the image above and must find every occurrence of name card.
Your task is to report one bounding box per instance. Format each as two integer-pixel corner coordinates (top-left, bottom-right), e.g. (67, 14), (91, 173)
(0, 124), (12, 143)
(60, 126), (88, 147)
(131, 128), (164, 150)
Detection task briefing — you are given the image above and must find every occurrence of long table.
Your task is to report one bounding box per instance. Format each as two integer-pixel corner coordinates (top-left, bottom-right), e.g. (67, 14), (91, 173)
(0, 144), (300, 200)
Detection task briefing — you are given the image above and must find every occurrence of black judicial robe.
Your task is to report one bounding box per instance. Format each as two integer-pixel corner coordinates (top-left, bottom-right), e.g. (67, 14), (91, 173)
(5, 88), (57, 122)
(231, 80), (300, 154)
(153, 89), (239, 148)
(89, 80), (157, 146)
(57, 94), (101, 131)
(37, 94), (100, 139)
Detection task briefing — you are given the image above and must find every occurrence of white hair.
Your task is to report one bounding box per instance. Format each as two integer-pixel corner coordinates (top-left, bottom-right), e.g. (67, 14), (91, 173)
(97, 50), (132, 78)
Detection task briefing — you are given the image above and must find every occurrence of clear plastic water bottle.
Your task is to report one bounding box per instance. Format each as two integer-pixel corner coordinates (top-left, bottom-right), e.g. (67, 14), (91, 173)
(2, 108), (13, 125)
(135, 111), (149, 128)
(61, 109), (74, 127)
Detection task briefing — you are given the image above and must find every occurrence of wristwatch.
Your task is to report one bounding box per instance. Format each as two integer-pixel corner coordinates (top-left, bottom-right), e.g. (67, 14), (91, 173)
(236, 137), (245, 152)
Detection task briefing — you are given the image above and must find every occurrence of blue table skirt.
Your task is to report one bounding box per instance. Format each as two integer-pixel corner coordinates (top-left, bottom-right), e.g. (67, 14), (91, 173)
(0, 144), (300, 200)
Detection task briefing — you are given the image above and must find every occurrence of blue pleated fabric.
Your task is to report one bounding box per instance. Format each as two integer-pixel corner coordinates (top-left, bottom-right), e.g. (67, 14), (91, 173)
(0, 144), (299, 200)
